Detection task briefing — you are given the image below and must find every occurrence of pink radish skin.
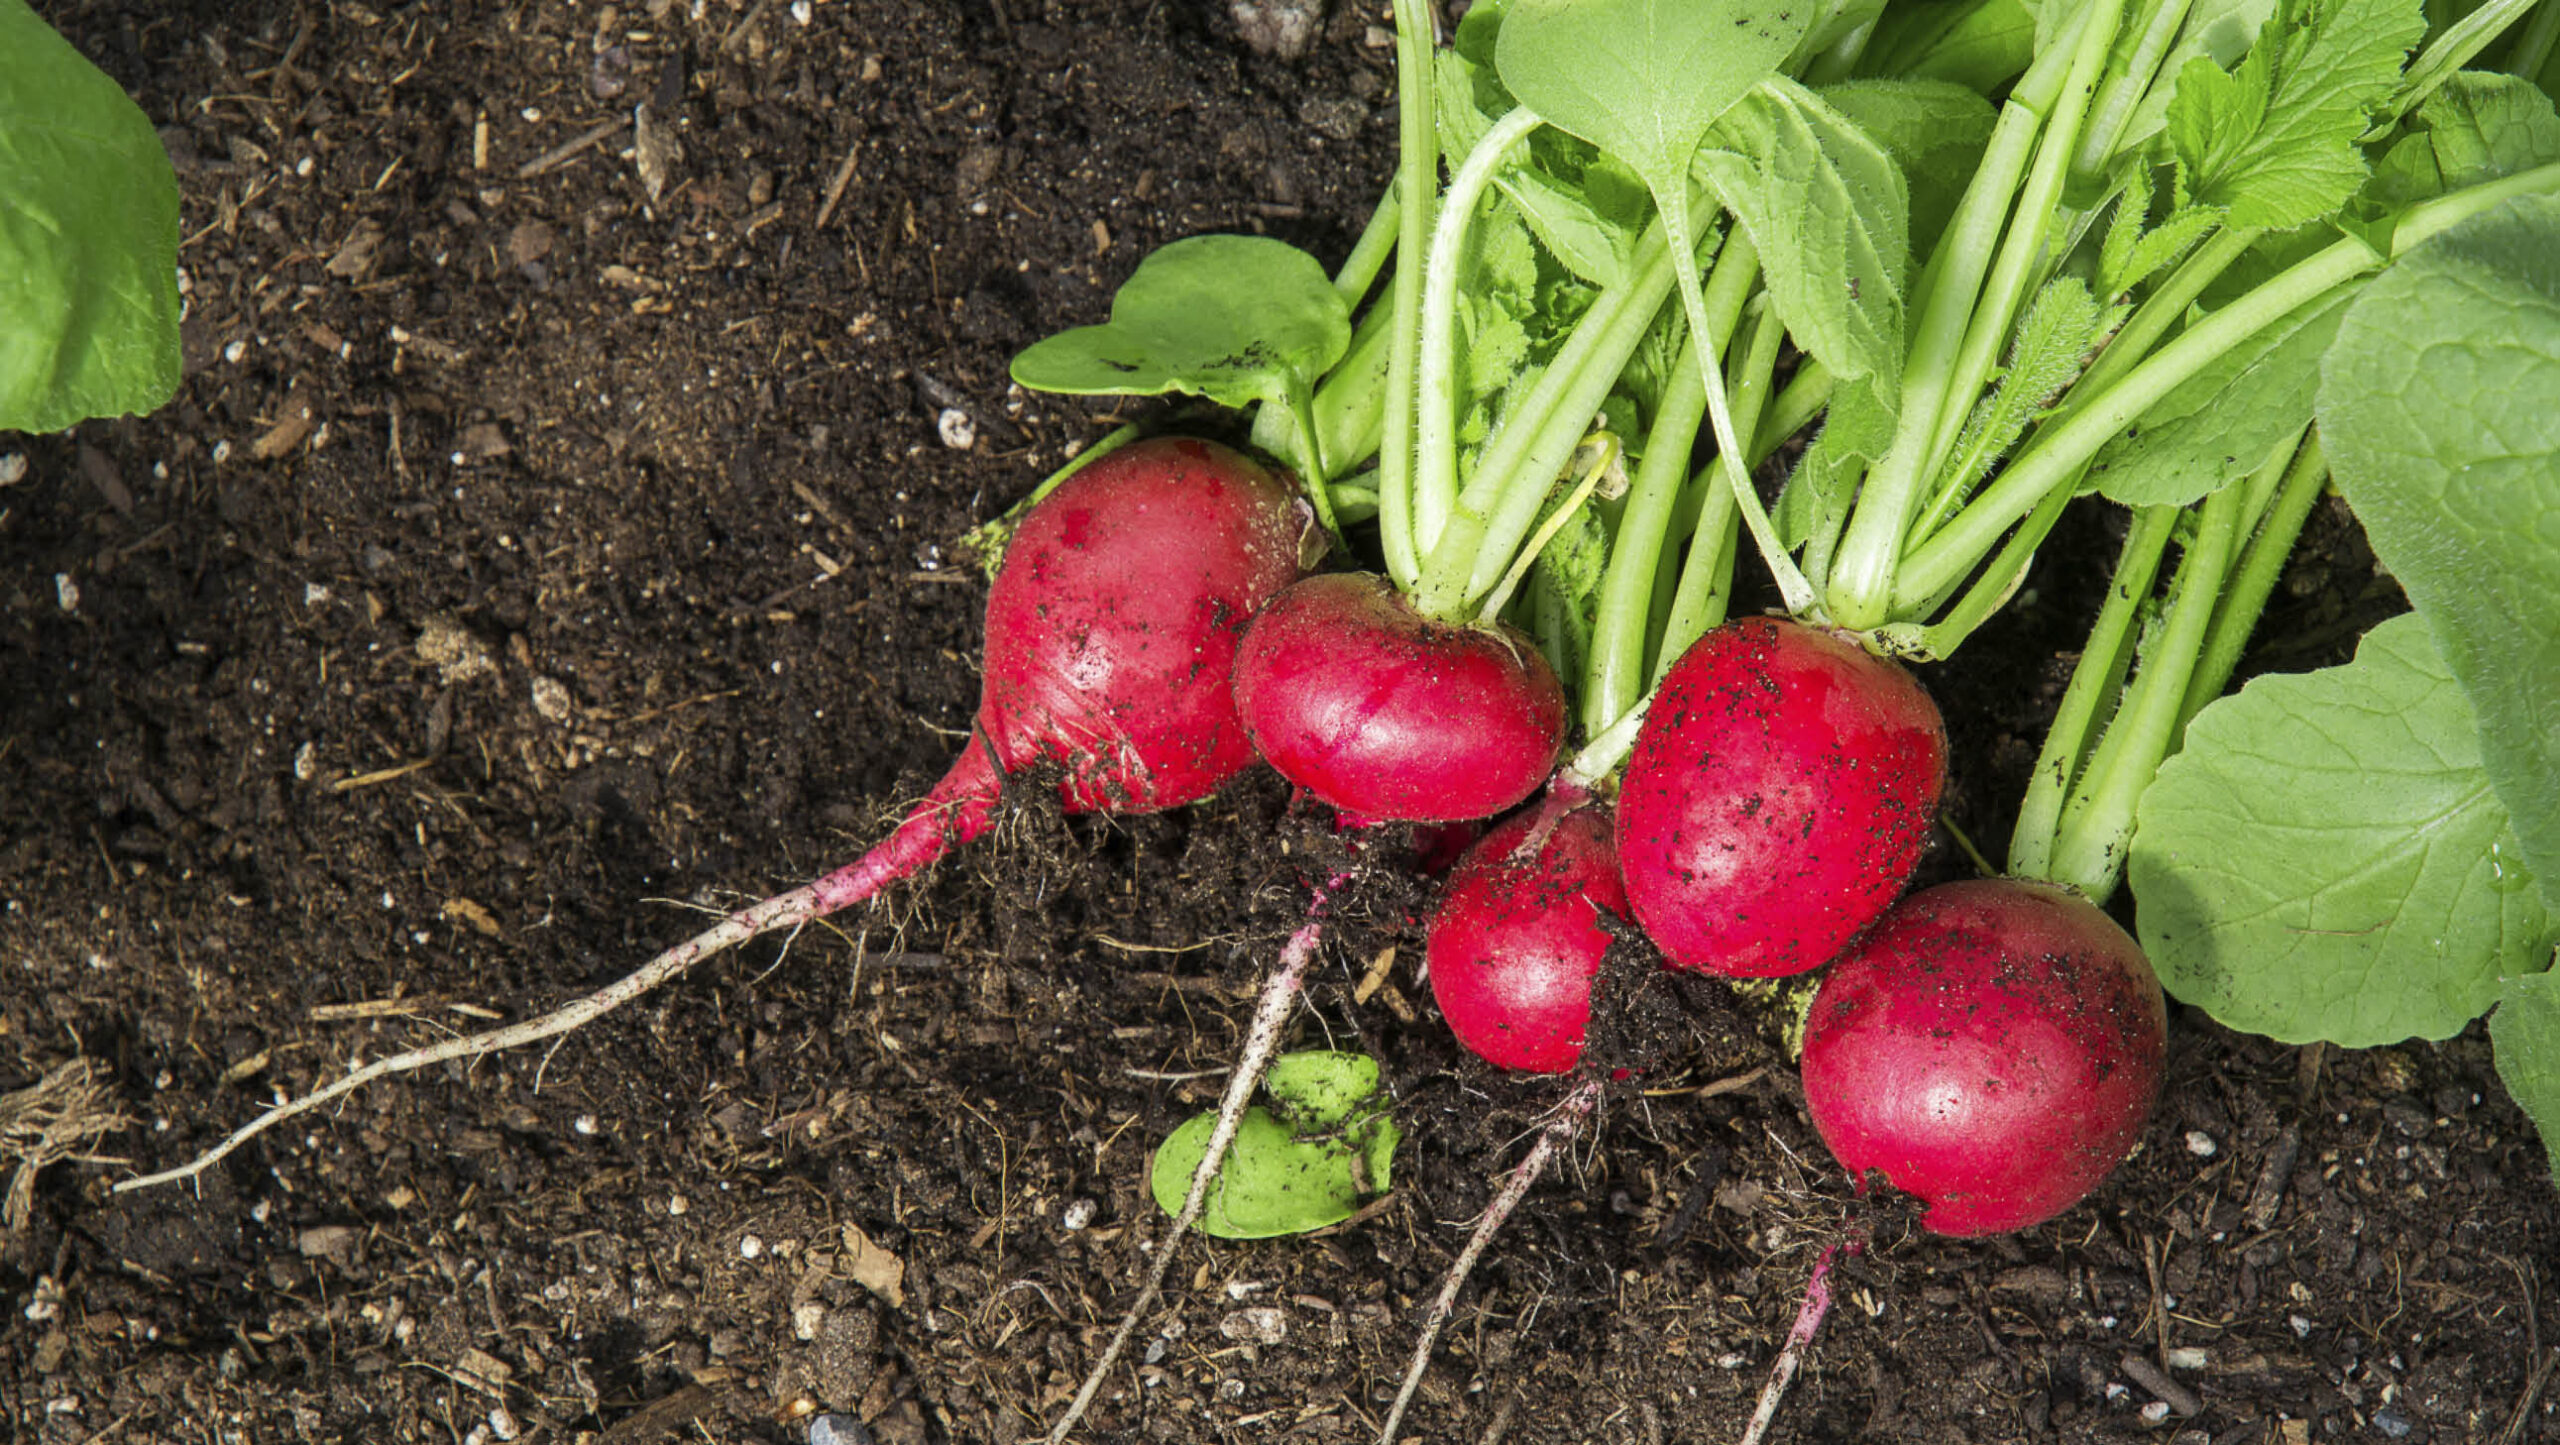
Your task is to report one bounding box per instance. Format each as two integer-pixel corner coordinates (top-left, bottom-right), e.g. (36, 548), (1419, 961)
(1427, 798), (1625, 1074)
(804, 437), (1311, 912)
(1232, 572), (1567, 823)
(1800, 879), (2168, 1237)
(1616, 617), (1945, 978)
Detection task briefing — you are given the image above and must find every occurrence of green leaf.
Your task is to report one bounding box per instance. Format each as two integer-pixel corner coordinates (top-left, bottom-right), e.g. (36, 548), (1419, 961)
(0, 0), (181, 434)
(1496, 166), (1641, 289)
(1495, 0), (1811, 197)
(1818, 79), (2000, 259)
(2492, 968), (2560, 1185)
(2130, 614), (2558, 1046)
(1010, 234), (1352, 412)
(1860, 0), (2040, 93)
(2098, 167), (2223, 297)
(2114, 0), (2277, 154)
(1148, 1051), (1400, 1239)
(2320, 191), (2560, 910)
(2086, 284), (2352, 506)
(1940, 276), (2109, 509)
(2364, 72), (2560, 213)
(1695, 77), (1908, 447)
(1774, 375), (1892, 548)
(2161, 0), (2426, 231)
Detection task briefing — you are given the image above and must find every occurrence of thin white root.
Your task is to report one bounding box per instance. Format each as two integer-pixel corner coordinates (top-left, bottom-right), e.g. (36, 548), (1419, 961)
(1046, 914), (1330, 1444)
(1377, 1078), (1602, 1445)
(114, 878), (832, 1193)
(1735, 1242), (1843, 1445)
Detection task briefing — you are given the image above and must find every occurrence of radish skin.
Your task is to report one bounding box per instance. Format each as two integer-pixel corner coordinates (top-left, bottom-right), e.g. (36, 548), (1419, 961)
(1801, 879), (2168, 1236)
(1426, 796), (1624, 1074)
(1616, 617), (1945, 978)
(1234, 571), (1567, 822)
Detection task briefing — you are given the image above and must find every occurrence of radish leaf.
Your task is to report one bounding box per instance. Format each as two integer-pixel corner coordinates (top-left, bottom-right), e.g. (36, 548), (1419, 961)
(1819, 79), (2001, 258)
(2491, 969), (2560, 1184)
(1148, 1050), (1400, 1239)
(2162, 0), (2424, 230)
(2321, 192), (2560, 906)
(2085, 284), (2352, 506)
(2365, 72), (2560, 212)
(0, 0), (181, 433)
(2131, 615), (2558, 1047)
(1010, 234), (1351, 413)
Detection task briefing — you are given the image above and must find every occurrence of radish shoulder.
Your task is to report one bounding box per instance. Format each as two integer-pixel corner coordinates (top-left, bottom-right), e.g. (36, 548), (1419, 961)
(1426, 799), (1625, 1074)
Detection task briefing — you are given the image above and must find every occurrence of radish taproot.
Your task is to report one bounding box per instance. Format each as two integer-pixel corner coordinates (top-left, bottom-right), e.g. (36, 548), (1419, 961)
(1616, 617), (1946, 979)
(1233, 571), (1568, 822)
(1800, 878), (2168, 1237)
(1426, 794), (1625, 1073)
(116, 435), (1311, 1194)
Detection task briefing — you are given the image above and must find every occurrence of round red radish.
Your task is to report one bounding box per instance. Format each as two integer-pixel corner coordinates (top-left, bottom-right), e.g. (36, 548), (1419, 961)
(805, 436), (1310, 913)
(1232, 572), (1567, 822)
(1615, 617), (1944, 978)
(1800, 879), (2168, 1237)
(1427, 799), (1625, 1073)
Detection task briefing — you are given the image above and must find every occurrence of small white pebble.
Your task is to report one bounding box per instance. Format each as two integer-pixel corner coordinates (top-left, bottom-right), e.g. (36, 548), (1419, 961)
(667, 1195), (689, 1216)
(1218, 1307), (1287, 1345)
(293, 742), (318, 781)
(573, 1114), (599, 1136)
(2105, 1383), (2128, 1401)
(520, 107), (542, 122)
(2140, 1401), (2171, 1424)
(304, 582), (332, 606)
(790, 0), (812, 21)
(2290, 1314), (2314, 1338)
(0, 453), (26, 487)
(530, 675), (573, 724)
(937, 407), (975, 450)
(296, 156), (314, 177)
(792, 1301), (826, 1340)
(487, 1407), (520, 1442)
(2098, 1315), (2118, 1329)
(1061, 1198), (1097, 1231)
(212, 440), (233, 464)
(2185, 1131), (2218, 1157)
(2166, 1346), (2209, 1371)
(54, 574), (78, 612)
(739, 1235), (764, 1259)
(224, 339), (247, 364)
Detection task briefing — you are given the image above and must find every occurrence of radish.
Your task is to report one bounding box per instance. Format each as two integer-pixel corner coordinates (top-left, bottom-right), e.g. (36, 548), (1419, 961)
(1799, 878), (2168, 1237)
(1233, 572), (1567, 823)
(1425, 794), (1624, 1073)
(117, 435), (1311, 1194)
(1615, 617), (1946, 979)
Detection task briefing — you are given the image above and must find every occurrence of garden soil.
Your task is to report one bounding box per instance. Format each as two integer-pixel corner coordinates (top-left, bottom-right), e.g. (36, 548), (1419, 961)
(4, 2), (2554, 1443)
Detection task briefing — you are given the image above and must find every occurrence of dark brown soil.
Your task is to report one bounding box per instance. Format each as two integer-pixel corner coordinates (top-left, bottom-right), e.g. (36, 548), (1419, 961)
(5, 3), (2553, 1443)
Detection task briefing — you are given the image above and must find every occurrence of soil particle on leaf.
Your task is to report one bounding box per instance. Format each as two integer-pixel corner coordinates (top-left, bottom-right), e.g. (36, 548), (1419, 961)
(5, 2), (2554, 1444)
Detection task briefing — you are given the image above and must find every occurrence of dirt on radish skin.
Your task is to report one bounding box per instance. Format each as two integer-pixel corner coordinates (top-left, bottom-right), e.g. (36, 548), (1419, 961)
(1800, 878), (2169, 1237)
(1616, 616), (1946, 978)
(1232, 571), (1568, 823)
(1426, 797), (1626, 1074)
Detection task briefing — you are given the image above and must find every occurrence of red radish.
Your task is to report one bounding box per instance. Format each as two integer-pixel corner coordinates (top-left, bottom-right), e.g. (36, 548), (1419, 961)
(1800, 878), (2168, 1237)
(1615, 617), (1945, 978)
(1232, 572), (1567, 822)
(115, 436), (1310, 1195)
(1427, 797), (1625, 1073)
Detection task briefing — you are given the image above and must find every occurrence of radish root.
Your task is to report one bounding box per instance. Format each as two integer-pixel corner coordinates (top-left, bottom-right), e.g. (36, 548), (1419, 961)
(1377, 1076), (1603, 1445)
(1735, 1241), (1844, 1445)
(114, 745), (1000, 1195)
(1046, 886), (1344, 1444)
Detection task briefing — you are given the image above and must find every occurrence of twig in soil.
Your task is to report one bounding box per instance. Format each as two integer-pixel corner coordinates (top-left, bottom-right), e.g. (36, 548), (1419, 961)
(814, 141), (862, 232)
(1735, 1242), (1844, 1445)
(514, 118), (628, 179)
(1376, 1079), (1604, 1445)
(2, 1058), (132, 1243)
(1046, 883), (1347, 1444)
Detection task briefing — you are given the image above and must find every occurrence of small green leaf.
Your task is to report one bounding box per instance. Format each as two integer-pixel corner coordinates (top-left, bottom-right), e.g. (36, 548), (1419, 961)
(2114, 0), (2276, 154)
(0, 0), (182, 434)
(2364, 72), (2560, 213)
(2320, 191), (2560, 909)
(1009, 235), (1351, 413)
(1149, 1051), (1400, 1240)
(1939, 276), (2109, 510)
(2491, 968), (2560, 1185)
(2130, 614), (2558, 1046)
(1860, 0), (2039, 95)
(2086, 284), (2353, 507)
(2161, 0), (2426, 231)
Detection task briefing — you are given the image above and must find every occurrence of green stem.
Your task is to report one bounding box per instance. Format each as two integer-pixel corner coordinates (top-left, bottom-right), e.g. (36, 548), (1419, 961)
(1751, 358), (1834, 460)
(1882, 471), (2075, 661)
(1415, 107), (1547, 565)
(1248, 291), (1395, 492)
(1897, 231), (2379, 613)
(2381, 0), (2543, 135)
(2073, 0), (2195, 183)
(955, 421), (1145, 577)
(1819, 1), (2100, 631)
(2006, 504), (2181, 881)
(2181, 429), (2329, 725)
(1332, 179), (1402, 304)
(2076, 223), (2258, 404)
(1284, 374), (1340, 541)
(1922, 0), (2124, 486)
(1583, 233), (1762, 737)
(2508, 0), (2560, 78)
(1477, 433), (1619, 625)
(2045, 478), (2251, 901)
(1377, 0), (1441, 591)
(1657, 295), (1787, 675)
(1412, 221), (1685, 618)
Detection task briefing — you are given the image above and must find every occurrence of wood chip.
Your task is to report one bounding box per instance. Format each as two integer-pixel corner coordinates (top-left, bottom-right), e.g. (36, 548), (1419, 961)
(452, 1346), (513, 1396)
(597, 1382), (715, 1443)
(442, 898), (503, 937)
(839, 1222), (905, 1308)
